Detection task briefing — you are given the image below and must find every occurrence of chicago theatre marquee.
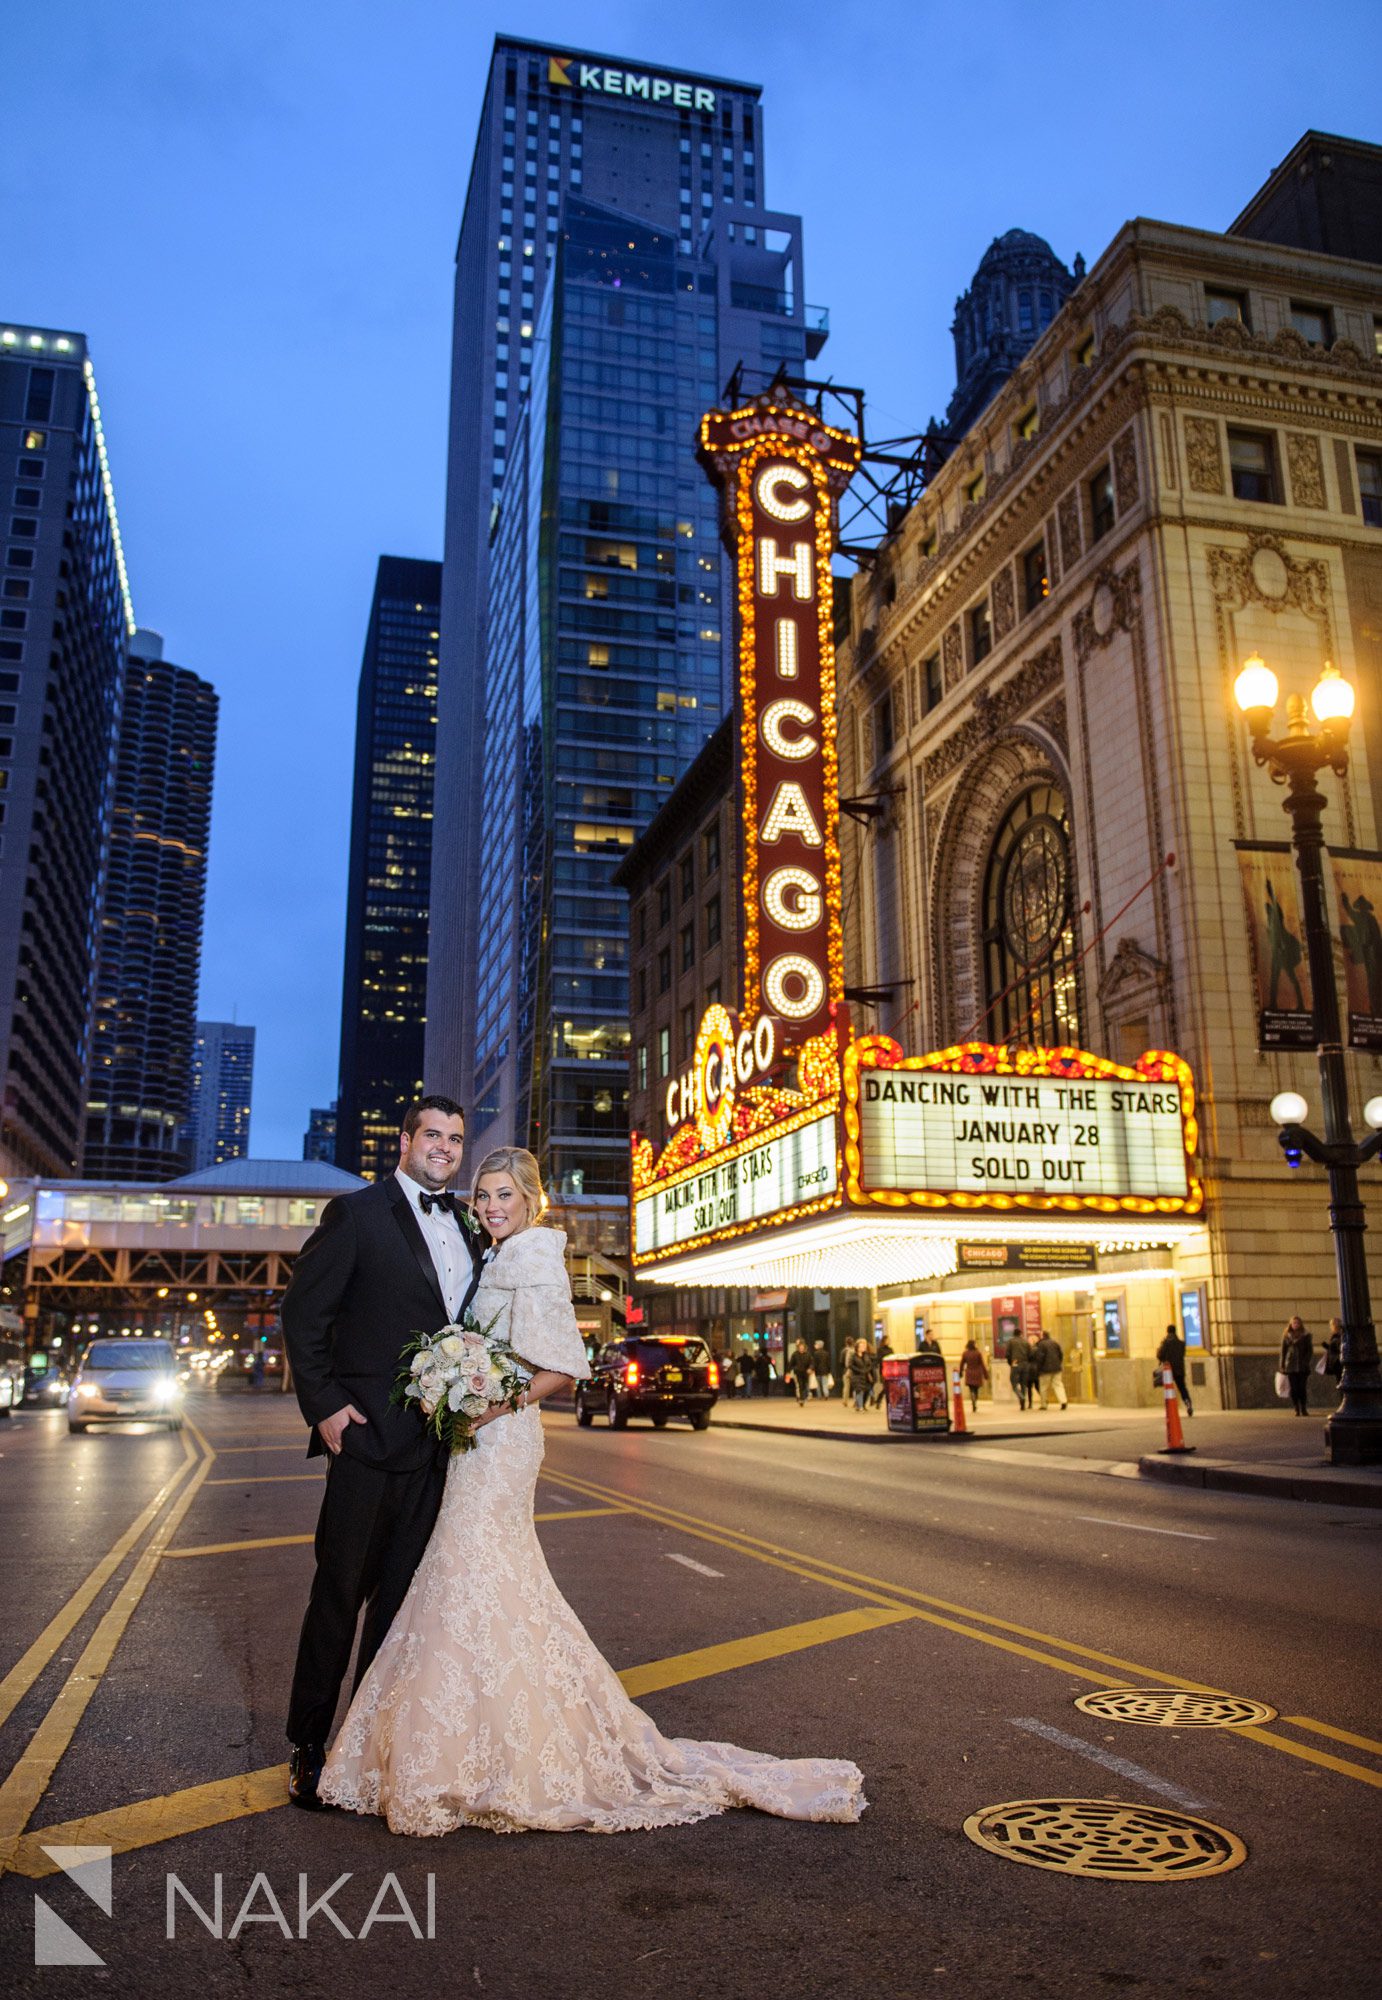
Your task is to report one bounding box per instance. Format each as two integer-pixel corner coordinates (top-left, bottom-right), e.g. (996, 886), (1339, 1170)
(626, 391), (1215, 1408)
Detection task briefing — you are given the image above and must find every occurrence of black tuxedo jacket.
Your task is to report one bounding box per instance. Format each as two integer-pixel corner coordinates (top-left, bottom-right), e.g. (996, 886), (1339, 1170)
(281, 1177), (485, 1469)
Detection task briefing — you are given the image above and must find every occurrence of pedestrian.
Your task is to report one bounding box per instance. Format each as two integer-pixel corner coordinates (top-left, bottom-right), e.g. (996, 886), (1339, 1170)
(1322, 1317), (1343, 1384)
(1280, 1315), (1314, 1415)
(1033, 1329), (1067, 1411)
(960, 1338), (989, 1414)
(1155, 1322), (1193, 1416)
(870, 1333), (894, 1408)
(847, 1337), (876, 1412)
(737, 1347), (756, 1398)
(1004, 1327), (1031, 1410)
(753, 1348), (773, 1399)
(250, 1350), (266, 1390)
(788, 1338), (813, 1407)
(810, 1338), (832, 1399)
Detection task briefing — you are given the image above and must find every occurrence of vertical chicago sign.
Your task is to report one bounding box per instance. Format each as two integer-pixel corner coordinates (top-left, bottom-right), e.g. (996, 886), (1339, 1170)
(698, 400), (862, 1037)
(630, 397), (861, 1268)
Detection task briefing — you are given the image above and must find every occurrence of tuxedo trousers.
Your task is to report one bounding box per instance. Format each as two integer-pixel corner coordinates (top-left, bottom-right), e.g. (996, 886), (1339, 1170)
(286, 1447), (446, 1746)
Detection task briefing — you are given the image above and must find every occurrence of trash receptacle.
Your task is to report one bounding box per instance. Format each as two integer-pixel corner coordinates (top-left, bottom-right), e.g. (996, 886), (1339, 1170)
(882, 1352), (951, 1435)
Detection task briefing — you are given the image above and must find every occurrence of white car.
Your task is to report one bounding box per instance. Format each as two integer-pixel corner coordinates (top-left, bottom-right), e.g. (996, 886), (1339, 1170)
(68, 1337), (184, 1432)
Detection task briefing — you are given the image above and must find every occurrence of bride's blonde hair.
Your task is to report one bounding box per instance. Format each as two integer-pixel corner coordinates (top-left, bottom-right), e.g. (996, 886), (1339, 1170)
(471, 1146), (547, 1233)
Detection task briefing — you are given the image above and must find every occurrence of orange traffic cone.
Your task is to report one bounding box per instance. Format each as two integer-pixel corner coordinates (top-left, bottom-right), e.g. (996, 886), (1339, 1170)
(951, 1367), (968, 1434)
(1159, 1365), (1195, 1454)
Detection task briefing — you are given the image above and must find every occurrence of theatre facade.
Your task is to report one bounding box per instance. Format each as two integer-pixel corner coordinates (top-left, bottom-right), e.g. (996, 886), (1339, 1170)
(621, 149), (1382, 1408)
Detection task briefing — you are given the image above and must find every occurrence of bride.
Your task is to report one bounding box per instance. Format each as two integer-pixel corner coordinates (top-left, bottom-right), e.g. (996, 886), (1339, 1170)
(318, 1145), (866, 1835)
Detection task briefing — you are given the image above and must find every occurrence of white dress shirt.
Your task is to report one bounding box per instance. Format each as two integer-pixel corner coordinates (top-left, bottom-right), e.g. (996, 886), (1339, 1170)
(395, 1169), (469, 1322)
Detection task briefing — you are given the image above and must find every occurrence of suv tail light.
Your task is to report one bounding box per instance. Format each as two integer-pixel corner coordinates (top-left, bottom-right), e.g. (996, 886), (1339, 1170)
(707, 1360), (719, 1388)
(624, 1359), (640, 1388)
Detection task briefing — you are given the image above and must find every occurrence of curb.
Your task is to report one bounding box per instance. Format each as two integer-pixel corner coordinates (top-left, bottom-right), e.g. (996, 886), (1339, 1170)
(1137, 1453), (1382, 1509)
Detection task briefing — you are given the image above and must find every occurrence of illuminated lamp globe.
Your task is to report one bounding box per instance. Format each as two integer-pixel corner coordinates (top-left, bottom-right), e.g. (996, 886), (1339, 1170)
(1364, 1096), (1382, 1132)
(1270, 1091), (1309, 1126)
(1310, 662), (1355, 725)
(1234, 655), (1278, 714)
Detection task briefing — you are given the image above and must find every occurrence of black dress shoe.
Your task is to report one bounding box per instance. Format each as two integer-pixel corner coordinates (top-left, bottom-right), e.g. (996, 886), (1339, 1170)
(287, 1741), (326, 1810)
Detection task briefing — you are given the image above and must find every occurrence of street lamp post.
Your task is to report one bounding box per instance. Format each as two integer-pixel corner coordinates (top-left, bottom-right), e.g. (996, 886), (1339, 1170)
(1235, 655), (1382, 1465)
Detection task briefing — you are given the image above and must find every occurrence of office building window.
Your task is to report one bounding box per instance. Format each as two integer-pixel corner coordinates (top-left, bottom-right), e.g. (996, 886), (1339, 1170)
(658, 1026), (671, 1077)
(968, 599), (992, 667)
(703, 821), (720, 874)
(658, 946), (671, 995)
(1089, 464), (1115, 542)
(679, 850), (694, 902)
(680, 1004), (695, 1059)
(873, 688), (895, 762)
(1357, 450), (1382, 527)
(637, 1044), (649, 1090)
(657, 878), (671, 927)
(1290, 302), (1332, 347)
(704, 894), (721, 947)
(1205, 288), (1248, 328)
(1228, 429), (1279, 504)
(680, 922), (694, 973)
(1022, 539), (1049, 614)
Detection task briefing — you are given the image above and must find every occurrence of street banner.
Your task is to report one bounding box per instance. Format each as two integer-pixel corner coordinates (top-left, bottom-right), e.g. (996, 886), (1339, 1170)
(1330, 848), (1382, 1052)
(1235, 842), (1315, 1050)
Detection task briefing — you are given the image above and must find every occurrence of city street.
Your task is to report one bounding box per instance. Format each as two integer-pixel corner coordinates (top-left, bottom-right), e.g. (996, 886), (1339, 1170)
(2, 1380), (1379, 1998)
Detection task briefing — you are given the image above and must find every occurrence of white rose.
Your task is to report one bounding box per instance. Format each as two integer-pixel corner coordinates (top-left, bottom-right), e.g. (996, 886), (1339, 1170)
(439, 1334), (465, 1361)
(410, 1351), (430, 1376)
(461, 1394), (487, 1418)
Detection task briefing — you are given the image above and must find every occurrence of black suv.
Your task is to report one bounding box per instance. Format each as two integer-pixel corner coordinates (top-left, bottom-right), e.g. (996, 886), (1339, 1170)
(575, 1336), (719, 1431)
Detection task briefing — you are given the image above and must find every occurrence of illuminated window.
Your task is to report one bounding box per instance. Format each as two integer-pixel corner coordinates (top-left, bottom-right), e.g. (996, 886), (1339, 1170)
(982, 782), (1082, 1049)
(964, 472), (986, 507)
(638, 1044), (649, 1090)
(658, 1026), (671, 1077)
(1015, 406), (1039, 443)
(587, 643), (609, 667)
(1074, 334), (1096, 369)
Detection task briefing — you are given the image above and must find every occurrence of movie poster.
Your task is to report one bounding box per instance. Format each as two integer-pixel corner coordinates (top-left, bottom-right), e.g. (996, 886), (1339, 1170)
(1235, 842), (1315, 1050)
(1331, 849), (1382, 1052)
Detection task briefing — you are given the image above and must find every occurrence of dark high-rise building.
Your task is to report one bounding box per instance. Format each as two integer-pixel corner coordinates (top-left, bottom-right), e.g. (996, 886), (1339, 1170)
(186, 1020), (255, 1169)
(0, 321), (132, 1180)
(944, 231), (1078, 440)
(428, 37), (825, 1236)
(1229, 130), (1382, 266)
(303, 1101), (338, 1164)
(83, 629), (217, 1180)
(336, 556), (439, 1180)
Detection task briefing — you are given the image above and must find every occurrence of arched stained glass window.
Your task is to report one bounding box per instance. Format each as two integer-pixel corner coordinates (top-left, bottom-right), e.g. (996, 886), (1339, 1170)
(981, 783), (1082, 1047)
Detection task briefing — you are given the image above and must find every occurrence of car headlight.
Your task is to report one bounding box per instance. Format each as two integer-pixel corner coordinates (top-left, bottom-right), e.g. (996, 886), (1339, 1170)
(76, 1382), (101, 1399)
(155, 1377), (180, 1403)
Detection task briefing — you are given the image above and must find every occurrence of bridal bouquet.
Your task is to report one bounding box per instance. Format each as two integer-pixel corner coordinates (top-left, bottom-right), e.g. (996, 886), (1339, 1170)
(391, 1311), (529, 1454)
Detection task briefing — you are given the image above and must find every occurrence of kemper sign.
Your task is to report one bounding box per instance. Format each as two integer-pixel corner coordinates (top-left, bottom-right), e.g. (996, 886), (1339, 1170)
(698, 402), (861, 1040)
(548, 56), (718, 110)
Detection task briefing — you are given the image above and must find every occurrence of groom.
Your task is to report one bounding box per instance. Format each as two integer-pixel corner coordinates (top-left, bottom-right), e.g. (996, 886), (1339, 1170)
(280, 1093), (484, 1807)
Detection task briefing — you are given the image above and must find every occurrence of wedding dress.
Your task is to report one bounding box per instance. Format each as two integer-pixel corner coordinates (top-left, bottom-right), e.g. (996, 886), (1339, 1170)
(318, 1224), (866, 1835)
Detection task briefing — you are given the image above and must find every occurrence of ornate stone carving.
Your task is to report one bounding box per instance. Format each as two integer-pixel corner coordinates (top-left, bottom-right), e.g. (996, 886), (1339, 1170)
(1058, 489), (1083, 573)
(922, 639), (1064, 789)
(1206, 531), (1331, 625)
(1036, 695), (1068, 755)
(1185, 416), (1224, 495)
(992, 563), (1016, 641)
(1097, 937), (1172, 1053)
(1286, 431), (1326, 509)
(942, 622), (964, 692)
(1072, 559), (1142, 663)
(1113, 426), (1139, 513)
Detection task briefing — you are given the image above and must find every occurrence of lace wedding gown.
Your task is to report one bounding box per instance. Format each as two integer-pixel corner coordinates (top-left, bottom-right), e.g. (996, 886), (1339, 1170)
(318, 1224), (866, 1835)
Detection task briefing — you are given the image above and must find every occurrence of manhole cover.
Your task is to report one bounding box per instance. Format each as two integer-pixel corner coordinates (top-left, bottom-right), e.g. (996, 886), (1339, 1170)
(1074, 1688), (1276, 1729)
(963, 1799), (1246, 1879)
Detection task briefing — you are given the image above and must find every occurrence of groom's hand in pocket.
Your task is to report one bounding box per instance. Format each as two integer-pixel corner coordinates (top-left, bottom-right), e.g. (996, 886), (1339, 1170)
(318, 1403), (365, 1455)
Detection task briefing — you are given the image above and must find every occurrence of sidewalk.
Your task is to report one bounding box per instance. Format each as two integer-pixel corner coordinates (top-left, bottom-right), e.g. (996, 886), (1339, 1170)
(707, 1393), (1382, 1508)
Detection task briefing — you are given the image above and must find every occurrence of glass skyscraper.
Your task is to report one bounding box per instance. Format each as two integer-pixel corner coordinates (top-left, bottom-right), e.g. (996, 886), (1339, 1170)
(428, 38), (824, 1249)
(336, 556), (440, 1180)
(83, 628), (218, 1181)
(186, 1020), (255, 1170)
(0, 322), (132, 1179)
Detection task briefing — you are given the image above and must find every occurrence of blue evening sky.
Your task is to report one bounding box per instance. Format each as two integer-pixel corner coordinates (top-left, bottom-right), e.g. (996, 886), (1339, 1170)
(3, 1), (1375, 1155)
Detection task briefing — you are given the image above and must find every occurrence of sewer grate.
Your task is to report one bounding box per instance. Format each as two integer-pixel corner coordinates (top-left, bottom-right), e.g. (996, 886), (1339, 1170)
(1074, 1688), (1277, 1729)
(963, 1798), (1246, 1879)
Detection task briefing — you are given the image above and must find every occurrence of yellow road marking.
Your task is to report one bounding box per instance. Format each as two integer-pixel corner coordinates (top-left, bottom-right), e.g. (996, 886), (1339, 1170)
(540, 1460), (1382, 1790)
(621, 1606), (913, 1698)
(1283, 1715), (1382, 1758)
(0, 1423), (218, 1879)
(7, 1606), (908, 1875)
(0, 1426), (197, 1732)
(1233, 1725), (1382, 1792)
(204, 1474), (322, 1486)
(534, 1506), (627, 1522)
(204, 1444), (305, 1455)
(11, 1765), (291, 1878)
(164, 1535), (314, 1559)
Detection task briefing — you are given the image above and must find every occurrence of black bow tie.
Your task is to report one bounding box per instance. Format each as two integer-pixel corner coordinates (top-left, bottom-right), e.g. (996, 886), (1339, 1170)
(418, 1190), (457, 1215)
